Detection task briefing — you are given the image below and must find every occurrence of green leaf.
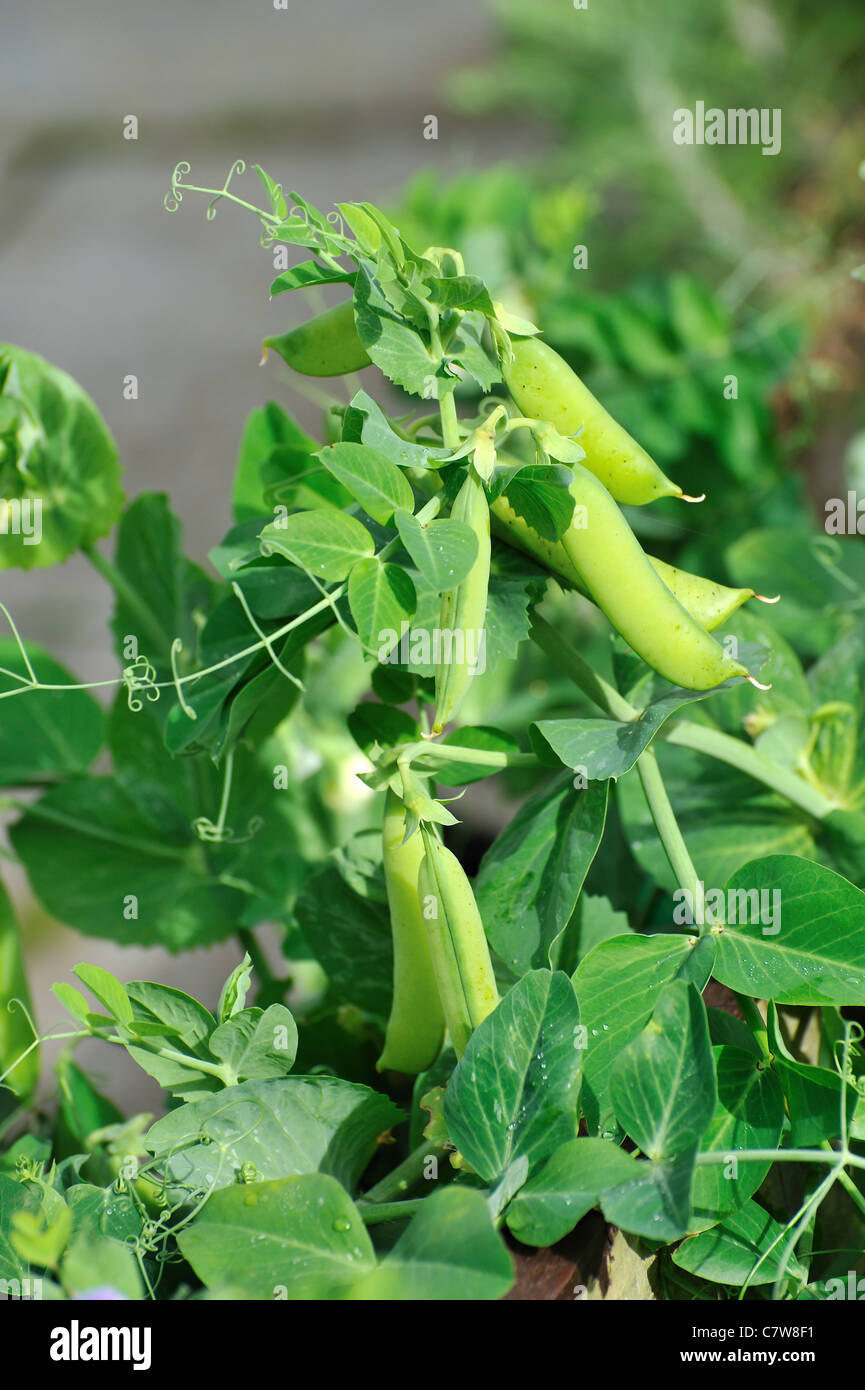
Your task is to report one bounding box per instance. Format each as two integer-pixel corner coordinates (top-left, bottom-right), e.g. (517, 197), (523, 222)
(179, 1174), (375, 1299)
(294, 856), (393, 1015)
(445, 971), (582, 1183)
(232, 401), (318, 523)
(505, 1136), (637, 1247)
(611, 980), (716, 1162)
(52, 983), (92, 1026)
(62, 1233), (143, 1300)
(766, 1003), (855, 1145)
(126, 980), (216, 1047)
(348, 1187), (513, 1301)
(574, 932), (716, 1136)
(208, 1004), (298, 1082)
(354, 263), (438, 396)
(108, 493), (215, 674)
(269, 262), (355, 296)
(348, 558), (416, 654)
(474, 773), (608, 975)
(689, 1045), (785, 1229)
(394, 508), (478, 590)
(344, 390), (437, 470)
(9, 775), (283, 951)
(217, 955), (253, 1023)
(347, 701), (420, 755)
(0, 343), (124, 570)
(673, 1200), (807, 1287)
(317, 442), (414, 524)
(73, 964), (133, 1026)
(713, 855), (865, 1005)
(146, 1077), (402, 1195)
(260, 509), (374, 583)
(0, 641), (103, 786)
(532, 684), (737, 782)
(0, 1173), (40, 1281)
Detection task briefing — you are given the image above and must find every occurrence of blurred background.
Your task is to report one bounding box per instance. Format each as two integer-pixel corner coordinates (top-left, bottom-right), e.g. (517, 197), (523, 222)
(2, 0), (864, 1111)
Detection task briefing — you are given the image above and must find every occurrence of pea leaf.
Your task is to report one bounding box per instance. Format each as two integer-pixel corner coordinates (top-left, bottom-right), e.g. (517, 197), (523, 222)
(505, 1136), (637, 1247)
(689, 1045), (785, 1229)
(260, 510), (374, 583)
(346, 1187), (513, 1301)
(178, 1175), (374, 1299)
(207, 1004), (299, 1083)
(317, 442), (414, 524)
(574, 932), (715, 1136)
(347, 558), (416, 654)
(611, 980), (716, 1161)
(673, 1200), (807, 1287)
(713, 855), (865, 1005)
(445, 970), (582, 1183)
(474, 773), (608, 976)
(393, 508), (478, 590)
(294, 856), (393, 1015)
(146, 1077), (402, 1194)
(0, 344), (124, 570)
(0, 640), (103, 786)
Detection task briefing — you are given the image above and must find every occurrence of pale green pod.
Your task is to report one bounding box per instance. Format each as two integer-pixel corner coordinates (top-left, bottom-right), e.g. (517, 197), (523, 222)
(417, 832), (499, 1057)
(377, 792), (445, 1075)
(503, 336), (682, 506)
(432, 468), (491, 734)
(490, 491), (755, 633)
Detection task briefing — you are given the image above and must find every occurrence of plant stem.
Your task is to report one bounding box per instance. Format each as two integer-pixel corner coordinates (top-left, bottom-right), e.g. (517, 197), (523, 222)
(363, 1141), (437, 1203)
(664, 720), (835, 820)
(529, 612), (635, 721)
(400, 741), (538, 773)
(356, 1198), (426, 1227)
(635, 746), (703, 915)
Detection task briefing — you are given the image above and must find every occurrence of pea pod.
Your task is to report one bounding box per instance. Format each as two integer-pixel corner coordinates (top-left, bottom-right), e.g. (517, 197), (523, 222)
(417, 827), (499, 1057)
(0, 877), (38, 1112)
(491, 491), (756, 632)
(262, 299), (371, 377)
(544, 462), (747, 690)
(503, 336), (682, 506)
(377, 791), (446, 1075)
(432, 466), (491, 734)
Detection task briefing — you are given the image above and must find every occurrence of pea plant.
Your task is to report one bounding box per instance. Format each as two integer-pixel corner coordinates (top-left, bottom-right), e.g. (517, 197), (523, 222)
(1, 160), (865, 1302)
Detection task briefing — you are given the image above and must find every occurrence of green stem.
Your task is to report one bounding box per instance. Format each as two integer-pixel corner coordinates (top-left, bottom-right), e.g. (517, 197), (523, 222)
(529, 613), (635, 721)
(356, 1198), (426, 1227)
(363, 1142), (438, 1204)
(635, 747), (704, 917)
(399, 741), (538, 773)
(696, 1147), (865, 1171)
(665, 721), (836, 820)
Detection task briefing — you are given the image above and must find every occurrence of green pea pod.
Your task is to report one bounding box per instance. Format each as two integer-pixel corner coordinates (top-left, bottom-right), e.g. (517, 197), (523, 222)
(503, 336), (681, 506)
(0, 877), (38, 1111)
(433, 467), (491, 734)
(377, 791), (446, 1075)
(539, 463), (747, 690)
(262, 299), (371, 377)
(417, 828), (499, 1057)
(491, 491), (755, 632)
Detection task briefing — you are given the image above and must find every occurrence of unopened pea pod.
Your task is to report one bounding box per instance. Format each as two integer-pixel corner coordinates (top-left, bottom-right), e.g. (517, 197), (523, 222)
(432, 466), (491, 734)
(502, 336), (683, 506)
(490, 492), (756, 632)
(417, 829), (499, 1057)
(544, 462), (747, 690)
(262, 299), (371, 377)
(377, 792), (446, 1075)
